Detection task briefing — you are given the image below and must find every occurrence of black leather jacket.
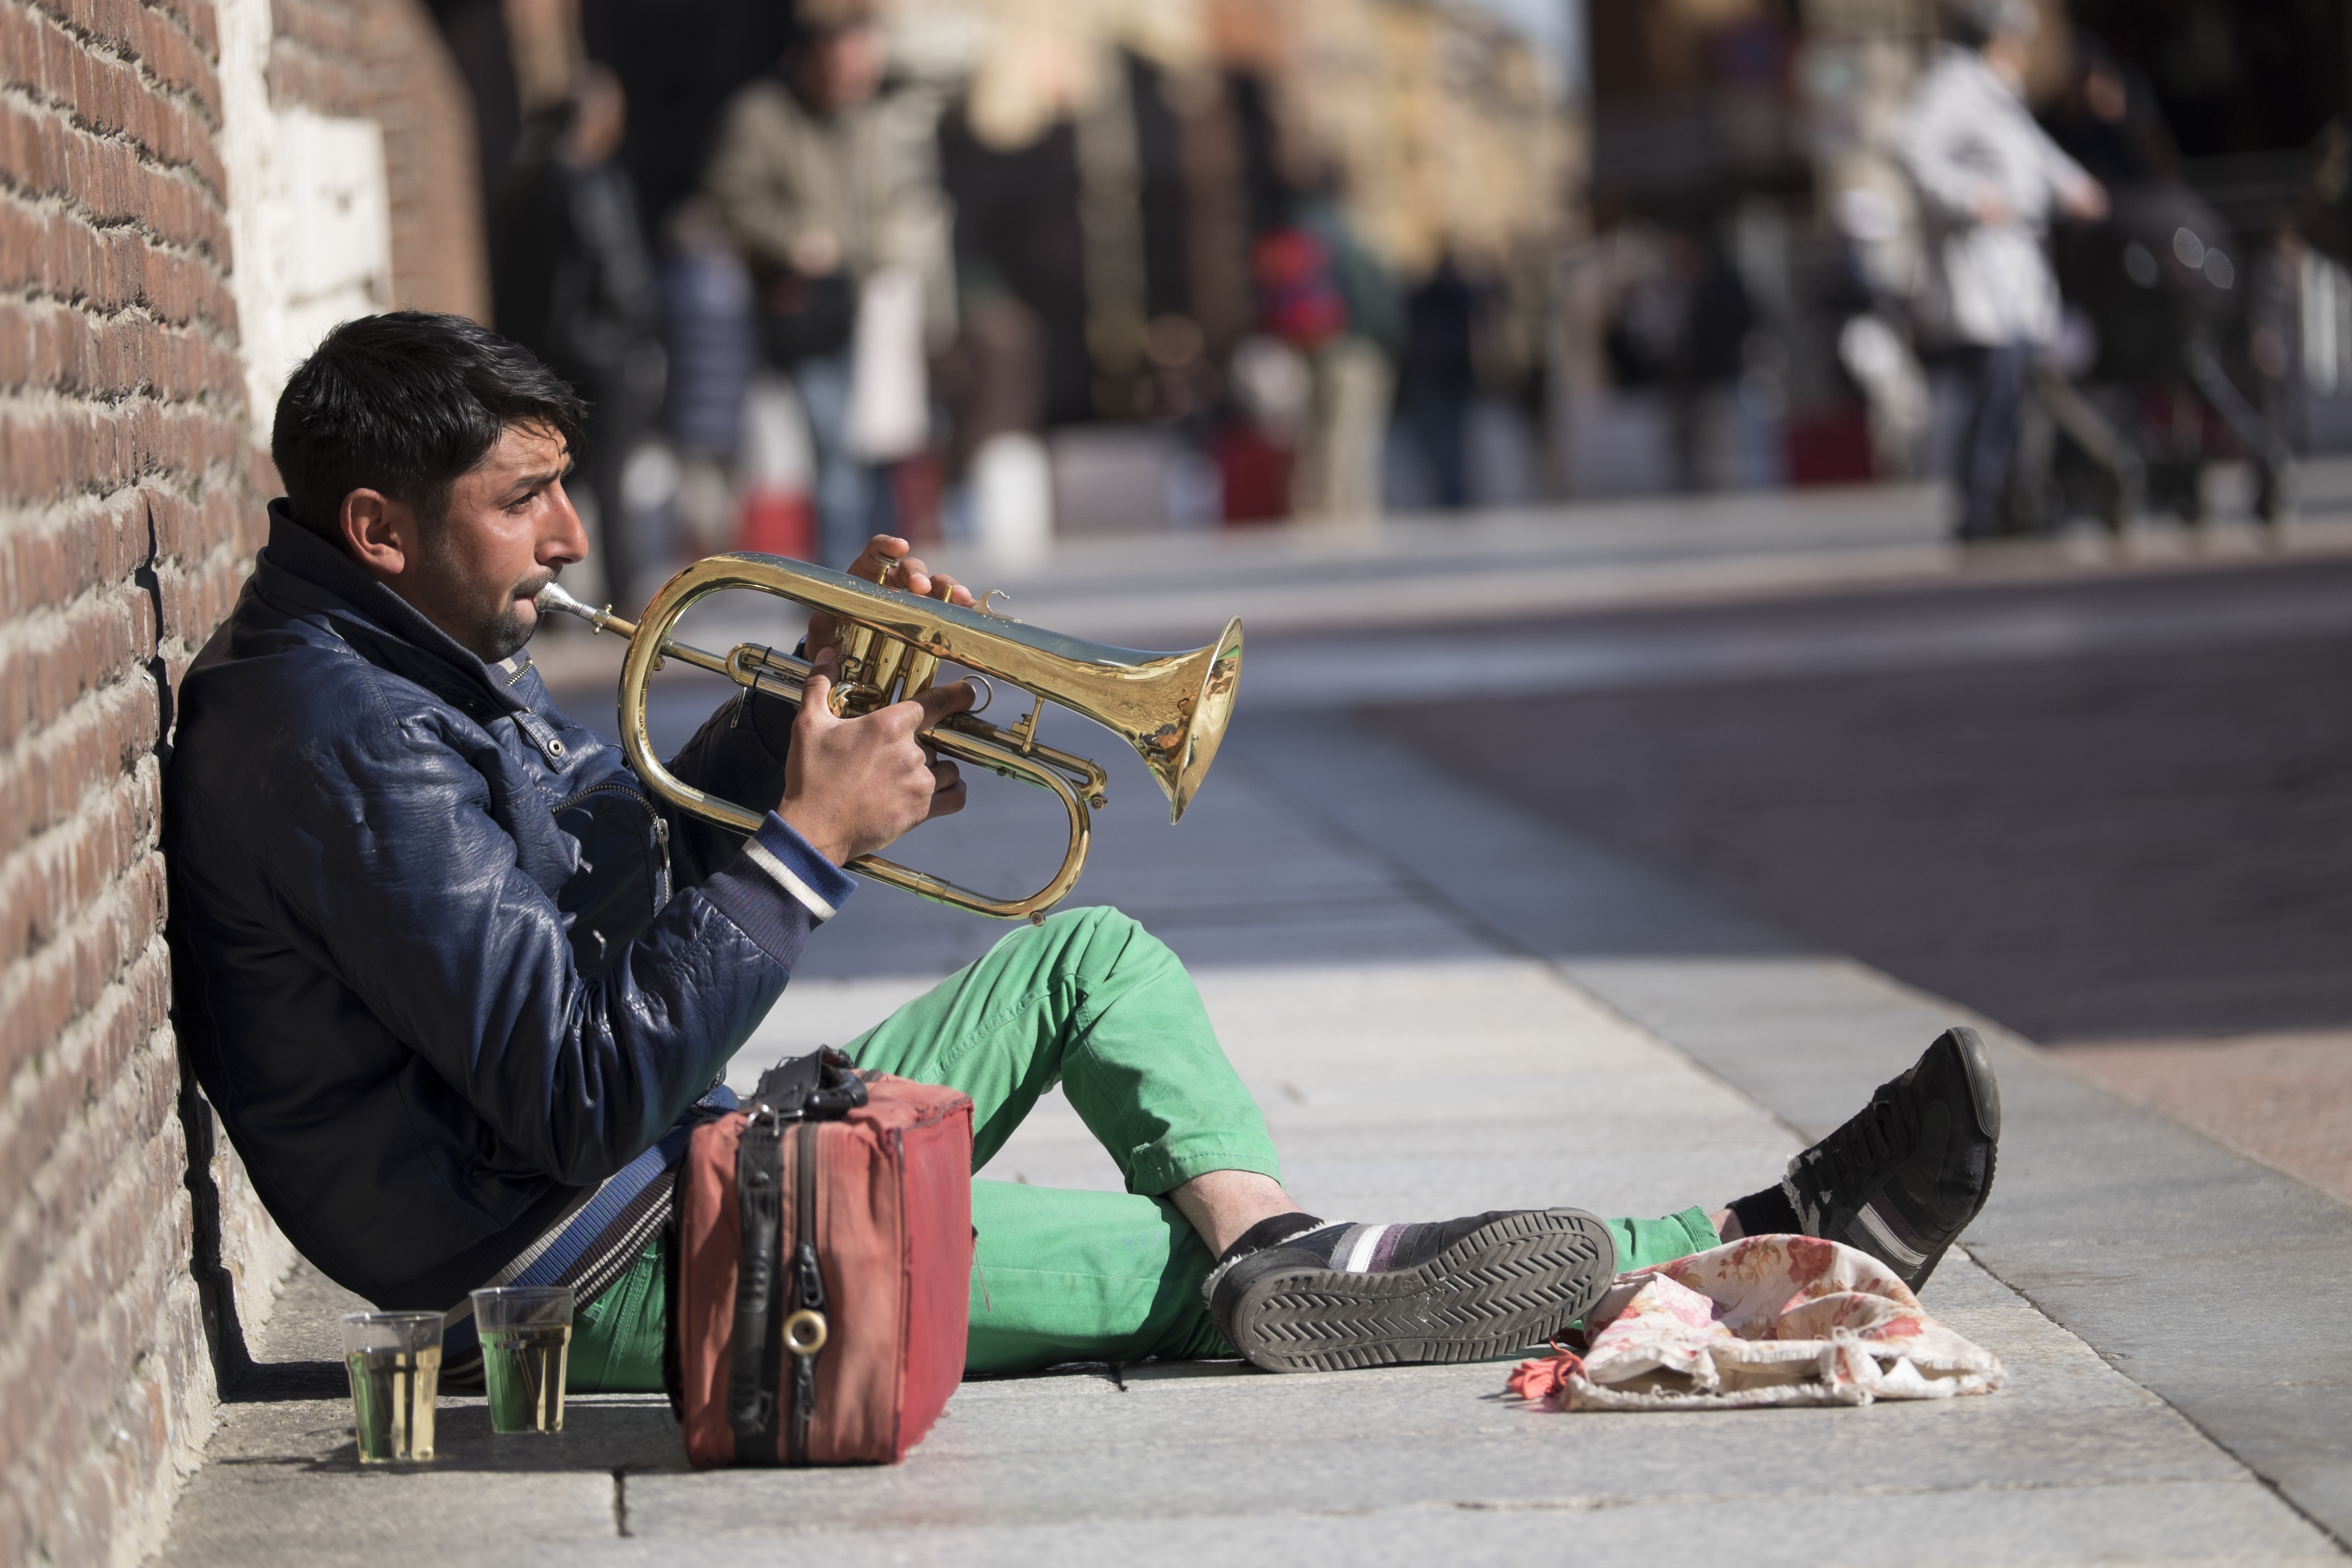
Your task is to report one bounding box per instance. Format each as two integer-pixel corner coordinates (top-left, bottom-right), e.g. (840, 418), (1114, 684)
(164, 508), (852, 1307)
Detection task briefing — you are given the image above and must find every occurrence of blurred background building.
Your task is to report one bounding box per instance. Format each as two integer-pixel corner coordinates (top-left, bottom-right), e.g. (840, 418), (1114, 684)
(431, 0), (1583, 600)
(390, 0), (2352, 595)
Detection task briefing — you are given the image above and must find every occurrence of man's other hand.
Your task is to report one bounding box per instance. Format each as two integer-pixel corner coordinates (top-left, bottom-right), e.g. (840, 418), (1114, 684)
(778, 652), (974, 866)
(805, 535), (977, 658)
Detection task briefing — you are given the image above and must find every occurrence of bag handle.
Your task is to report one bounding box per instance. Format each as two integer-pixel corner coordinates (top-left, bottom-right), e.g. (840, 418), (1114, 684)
(748, 1045), (868, 1123)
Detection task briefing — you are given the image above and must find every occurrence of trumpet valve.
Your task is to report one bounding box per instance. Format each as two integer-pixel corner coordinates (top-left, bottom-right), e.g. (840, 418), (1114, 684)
(839, 622), (877, 686)
(1006, 696), (1043, 756)
(900, 649), (940, 697)
(866, 635), (909, 699)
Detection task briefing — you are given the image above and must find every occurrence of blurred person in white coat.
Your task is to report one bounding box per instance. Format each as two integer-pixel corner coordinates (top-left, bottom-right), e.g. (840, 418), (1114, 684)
(1900, 0), (2107, 540)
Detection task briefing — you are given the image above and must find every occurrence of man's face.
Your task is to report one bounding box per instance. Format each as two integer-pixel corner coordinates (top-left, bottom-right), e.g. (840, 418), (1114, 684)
(360, 423), (589, 663)
(825, 26), (883, 108)
(793, 24), (882, 113)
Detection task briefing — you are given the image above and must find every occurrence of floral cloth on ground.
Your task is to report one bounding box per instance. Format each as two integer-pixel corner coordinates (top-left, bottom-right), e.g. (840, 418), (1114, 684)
(1508, 1235), (2006, 1411)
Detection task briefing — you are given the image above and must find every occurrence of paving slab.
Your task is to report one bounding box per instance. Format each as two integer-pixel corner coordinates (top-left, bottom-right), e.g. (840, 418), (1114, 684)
(1238, 708), (2352, 1553)
(165, 1249), (2332, 1567)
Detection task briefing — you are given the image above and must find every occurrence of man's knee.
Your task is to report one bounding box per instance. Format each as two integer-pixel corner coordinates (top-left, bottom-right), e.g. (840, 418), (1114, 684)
(1041, 904), (1134, 939)
(1024, 906), (1171, 980)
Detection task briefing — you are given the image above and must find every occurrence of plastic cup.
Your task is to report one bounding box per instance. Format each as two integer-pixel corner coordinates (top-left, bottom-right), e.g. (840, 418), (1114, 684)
(471, 1286), (574, 1434)
(340, 1311), (442, 1463)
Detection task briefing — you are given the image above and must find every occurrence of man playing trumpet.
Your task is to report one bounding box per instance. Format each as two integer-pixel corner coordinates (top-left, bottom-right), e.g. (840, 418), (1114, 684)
(165, 312), (2001, 1387)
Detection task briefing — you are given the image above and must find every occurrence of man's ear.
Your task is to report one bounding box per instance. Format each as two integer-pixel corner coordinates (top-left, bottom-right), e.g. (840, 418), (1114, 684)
(340, 489), (415, 578)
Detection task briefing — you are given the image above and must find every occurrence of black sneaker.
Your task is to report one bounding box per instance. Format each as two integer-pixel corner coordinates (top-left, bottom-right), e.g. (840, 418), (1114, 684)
(1206, 1209), (1617, 1374)
(1782, 1026), (2001, 1290)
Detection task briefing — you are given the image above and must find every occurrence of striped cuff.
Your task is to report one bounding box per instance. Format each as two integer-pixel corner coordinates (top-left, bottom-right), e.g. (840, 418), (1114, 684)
(699, 814), (857, 969)
(742, 815), (854, 921)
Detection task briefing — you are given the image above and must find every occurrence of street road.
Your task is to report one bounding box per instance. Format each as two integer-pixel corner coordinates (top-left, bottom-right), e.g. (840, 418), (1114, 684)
(1366, 556), (2352, 1197)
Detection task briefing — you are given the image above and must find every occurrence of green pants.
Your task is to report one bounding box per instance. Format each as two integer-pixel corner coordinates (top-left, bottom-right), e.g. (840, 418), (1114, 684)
(570, 906), (1721, 1390)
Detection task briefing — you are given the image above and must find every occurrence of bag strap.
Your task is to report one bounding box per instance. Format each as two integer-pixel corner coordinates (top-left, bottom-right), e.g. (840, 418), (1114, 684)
(748, 1045), (868, 1123)
(727, 1107), (786, 1460)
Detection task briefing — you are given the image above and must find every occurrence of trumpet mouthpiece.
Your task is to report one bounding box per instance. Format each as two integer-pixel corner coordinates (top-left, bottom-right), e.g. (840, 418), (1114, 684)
(535, 580), (594, 621)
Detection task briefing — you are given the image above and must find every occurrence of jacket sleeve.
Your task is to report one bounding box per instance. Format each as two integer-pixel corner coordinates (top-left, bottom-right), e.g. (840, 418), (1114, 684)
(659, 686), (797, 887)
(257, 708), (853, 1187)
(2025, 118), (2095, 213)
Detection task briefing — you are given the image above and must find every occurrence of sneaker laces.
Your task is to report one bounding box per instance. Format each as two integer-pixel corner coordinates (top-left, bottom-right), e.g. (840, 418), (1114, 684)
(1798, 1084), (1917, 1204)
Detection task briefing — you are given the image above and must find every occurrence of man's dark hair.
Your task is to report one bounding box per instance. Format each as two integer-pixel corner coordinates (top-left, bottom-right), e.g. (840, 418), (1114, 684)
(270, 311), (588, 542)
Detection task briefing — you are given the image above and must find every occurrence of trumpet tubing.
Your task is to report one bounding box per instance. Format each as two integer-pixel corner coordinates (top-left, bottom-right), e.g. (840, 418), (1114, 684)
(537, 554), (1243, 921)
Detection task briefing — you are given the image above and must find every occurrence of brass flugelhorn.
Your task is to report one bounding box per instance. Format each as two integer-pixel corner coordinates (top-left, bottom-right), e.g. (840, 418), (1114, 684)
(537, 553), (1243, 921)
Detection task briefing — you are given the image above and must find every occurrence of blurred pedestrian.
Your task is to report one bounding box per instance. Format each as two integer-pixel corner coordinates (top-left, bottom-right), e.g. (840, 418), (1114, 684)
(1253, 180), (1402, 525)
(1397, 254), (1478, 509)
(703, 0), (954, 565)
(658, 196), (761, 564)
(1899, 0), (2107, 541)
(490, 63), (665, 603)
(1663, 228), (1755, 492)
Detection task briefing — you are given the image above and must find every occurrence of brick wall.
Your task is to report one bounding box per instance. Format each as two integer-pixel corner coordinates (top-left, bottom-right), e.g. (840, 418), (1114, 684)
(272, 0), (489, 322)
(0, 0), (484, 1558)
(1, 0), (260, 1559)
(364, 0), (489, 322)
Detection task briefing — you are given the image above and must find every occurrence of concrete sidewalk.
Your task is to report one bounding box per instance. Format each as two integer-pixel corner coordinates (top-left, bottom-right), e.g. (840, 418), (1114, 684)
(157, 699), (2349, 1564)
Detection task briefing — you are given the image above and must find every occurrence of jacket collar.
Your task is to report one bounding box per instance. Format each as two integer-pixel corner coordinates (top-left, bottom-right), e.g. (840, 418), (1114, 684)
(254, 500), (535, 721)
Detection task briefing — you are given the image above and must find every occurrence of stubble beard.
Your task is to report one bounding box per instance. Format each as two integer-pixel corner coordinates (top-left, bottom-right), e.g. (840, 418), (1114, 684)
(472, 592), (541, 663)
(411, 521), (555, 664)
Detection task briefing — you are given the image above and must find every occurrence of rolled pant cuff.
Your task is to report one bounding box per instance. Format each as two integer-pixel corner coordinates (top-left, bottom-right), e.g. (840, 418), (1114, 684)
(1125, 1138), (1283, 1197)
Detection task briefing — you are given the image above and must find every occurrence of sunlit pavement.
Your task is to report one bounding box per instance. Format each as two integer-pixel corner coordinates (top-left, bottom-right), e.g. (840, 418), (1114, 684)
(158, 478), (2352, 1564)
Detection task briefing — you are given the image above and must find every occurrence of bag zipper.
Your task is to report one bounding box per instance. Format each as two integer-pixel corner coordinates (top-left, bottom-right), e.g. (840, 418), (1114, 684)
(787, 1121), (824, 1465)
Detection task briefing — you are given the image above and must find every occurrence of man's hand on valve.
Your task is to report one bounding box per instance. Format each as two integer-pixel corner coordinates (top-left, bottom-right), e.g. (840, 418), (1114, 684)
(778, 646), (974, 868)
(805, 534), (975, 662)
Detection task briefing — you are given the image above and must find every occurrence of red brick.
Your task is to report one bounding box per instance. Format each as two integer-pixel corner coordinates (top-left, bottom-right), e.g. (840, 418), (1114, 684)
(0, 199), (238, 332)
(0, 99), (231, 260)
(7, 9), (229, 198)
(265, 44), (370, 116)
(30, 0), (222, 122)
(0, 1060), (193, 1470)
(0, 948), (177, 1323)
(0, 762), (162, 978)
(0, 302), (245, 408)
(0, 397), (243, 505)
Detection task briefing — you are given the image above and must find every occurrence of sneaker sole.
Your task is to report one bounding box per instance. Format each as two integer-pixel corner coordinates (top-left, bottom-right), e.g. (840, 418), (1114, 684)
(1226, 1209), (1617, 1374)
(1911, 1027), (2001, 1288)
(1842, 1027), (2003, 1291)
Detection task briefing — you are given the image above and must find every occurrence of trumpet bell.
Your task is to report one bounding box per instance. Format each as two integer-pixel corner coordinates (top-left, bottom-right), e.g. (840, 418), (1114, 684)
(1156, 616), (1244, 824)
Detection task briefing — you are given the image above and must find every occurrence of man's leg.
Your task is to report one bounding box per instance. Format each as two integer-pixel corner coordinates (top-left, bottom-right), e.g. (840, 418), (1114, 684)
(844, 908), (1688, 1372)
(1959, 343), (2031, 539)
(574, 928), (1997, 1384)
(793, 350), (881, 570)
(574, 906), (1280, 1388)
(842, 906), (1281, 1198)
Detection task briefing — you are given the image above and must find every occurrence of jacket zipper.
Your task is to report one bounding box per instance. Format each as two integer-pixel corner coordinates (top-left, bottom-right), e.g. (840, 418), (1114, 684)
(651, 815), (672, 907)
(787, 1121), (823, 1465)
(552, 780), (672, 909)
